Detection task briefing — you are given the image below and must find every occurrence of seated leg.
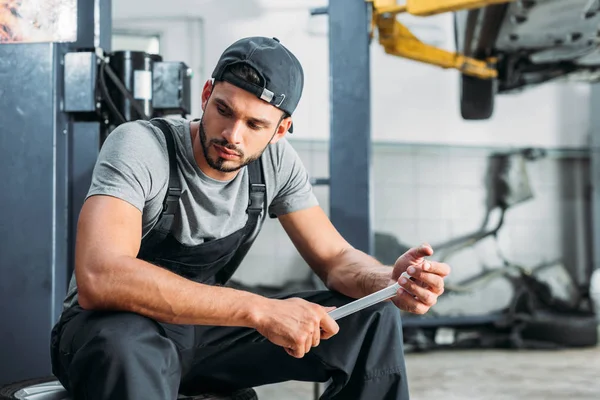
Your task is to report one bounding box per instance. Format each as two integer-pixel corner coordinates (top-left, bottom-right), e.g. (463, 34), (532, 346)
(292, 290), (409, 400)
(51, 307), (182, 400)
(177, 290), (408, 400)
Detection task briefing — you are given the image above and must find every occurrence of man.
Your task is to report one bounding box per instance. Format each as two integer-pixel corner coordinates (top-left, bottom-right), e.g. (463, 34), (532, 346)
(50, 36), (450, 400)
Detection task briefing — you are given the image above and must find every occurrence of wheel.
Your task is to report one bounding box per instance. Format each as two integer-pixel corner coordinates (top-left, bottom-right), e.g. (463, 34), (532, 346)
(460, 74), (495, 120)
(520, 311), (598, 348)
(0, 377), (68, 400)
(184, 388), (258, 400)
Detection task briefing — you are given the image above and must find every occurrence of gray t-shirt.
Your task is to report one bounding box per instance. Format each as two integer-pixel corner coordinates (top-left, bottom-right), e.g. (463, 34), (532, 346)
(62, 117), (318, 310)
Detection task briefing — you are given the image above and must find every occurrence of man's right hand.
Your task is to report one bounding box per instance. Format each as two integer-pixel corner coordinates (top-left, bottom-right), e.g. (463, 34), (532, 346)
(253, 298), (340, 358)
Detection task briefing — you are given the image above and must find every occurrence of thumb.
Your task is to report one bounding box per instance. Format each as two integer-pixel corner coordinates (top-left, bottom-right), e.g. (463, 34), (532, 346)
(393, 244), (433, 279)
(404, 243), (434, 261)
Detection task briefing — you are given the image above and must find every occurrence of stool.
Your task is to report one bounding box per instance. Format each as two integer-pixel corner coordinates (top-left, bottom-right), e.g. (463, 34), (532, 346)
(0, 377), (258, 400)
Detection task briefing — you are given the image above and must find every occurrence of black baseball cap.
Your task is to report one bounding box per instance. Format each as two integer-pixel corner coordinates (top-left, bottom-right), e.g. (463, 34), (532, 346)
(211, 36), (304, 133)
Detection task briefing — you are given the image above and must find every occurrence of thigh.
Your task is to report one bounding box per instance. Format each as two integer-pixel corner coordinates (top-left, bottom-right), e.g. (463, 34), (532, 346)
(51, 306), (174, 385)
(58, 306), (167, 352)
(178, 290), (356, 394)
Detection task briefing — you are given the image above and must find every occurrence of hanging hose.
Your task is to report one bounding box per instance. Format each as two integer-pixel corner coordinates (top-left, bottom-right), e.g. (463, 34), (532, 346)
(98, 60), (127, 125)
(98, 57), (150, 124)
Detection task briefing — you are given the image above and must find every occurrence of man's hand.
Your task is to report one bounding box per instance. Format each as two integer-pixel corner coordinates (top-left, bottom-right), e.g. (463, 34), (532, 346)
(391, 244), (450, 314)
(253, 298), (340, 358)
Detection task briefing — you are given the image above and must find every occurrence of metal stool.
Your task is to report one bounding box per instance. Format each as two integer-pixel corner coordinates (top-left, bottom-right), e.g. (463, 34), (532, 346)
(0, 377), (258, 400)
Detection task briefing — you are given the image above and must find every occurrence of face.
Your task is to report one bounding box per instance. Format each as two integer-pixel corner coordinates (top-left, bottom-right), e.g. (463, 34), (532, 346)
(199, 80), (291, 174)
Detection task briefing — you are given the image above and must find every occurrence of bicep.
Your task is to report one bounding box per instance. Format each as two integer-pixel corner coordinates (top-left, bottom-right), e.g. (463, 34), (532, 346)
(278, 206), (352, 279)
(75, 195), (142, 296)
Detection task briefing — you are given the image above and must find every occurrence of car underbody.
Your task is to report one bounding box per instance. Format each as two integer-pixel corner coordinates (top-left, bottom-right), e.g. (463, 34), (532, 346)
(465, 0), (600, 94)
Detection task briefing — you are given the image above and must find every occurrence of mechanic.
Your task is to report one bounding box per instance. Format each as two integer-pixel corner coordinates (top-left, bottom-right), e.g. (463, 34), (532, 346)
(50, 36), (451, 400)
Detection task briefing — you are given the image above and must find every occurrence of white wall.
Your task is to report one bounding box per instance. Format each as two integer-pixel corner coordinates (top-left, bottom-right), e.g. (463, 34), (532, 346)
(113, 0), (592, 147)
(112, 0), (592, 294)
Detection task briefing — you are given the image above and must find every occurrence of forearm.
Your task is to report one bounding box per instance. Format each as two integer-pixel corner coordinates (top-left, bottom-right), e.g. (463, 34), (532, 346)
(77, 256), (267, 327)
(323, 248), (394, 299)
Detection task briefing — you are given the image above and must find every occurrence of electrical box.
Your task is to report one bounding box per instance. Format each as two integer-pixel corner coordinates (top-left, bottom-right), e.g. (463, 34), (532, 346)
(153, 61), (192, 115)
(64, 51), (98, 113)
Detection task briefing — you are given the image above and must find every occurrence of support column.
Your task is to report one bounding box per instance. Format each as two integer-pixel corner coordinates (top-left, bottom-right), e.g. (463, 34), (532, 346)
(328, 0), (373, 254)
(591, 84), (600, 273)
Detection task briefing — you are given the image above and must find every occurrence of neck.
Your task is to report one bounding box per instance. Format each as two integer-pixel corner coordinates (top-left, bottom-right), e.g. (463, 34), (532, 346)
(190, 121), (239, 181)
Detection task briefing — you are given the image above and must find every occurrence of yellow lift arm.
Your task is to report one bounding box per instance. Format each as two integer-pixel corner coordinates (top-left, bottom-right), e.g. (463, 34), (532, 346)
(368, 0), (514, 79)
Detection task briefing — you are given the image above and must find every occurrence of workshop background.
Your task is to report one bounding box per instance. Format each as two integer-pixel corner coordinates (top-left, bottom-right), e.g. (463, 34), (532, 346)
(113, 0), (600, 397)
(1, 0), (600, 399)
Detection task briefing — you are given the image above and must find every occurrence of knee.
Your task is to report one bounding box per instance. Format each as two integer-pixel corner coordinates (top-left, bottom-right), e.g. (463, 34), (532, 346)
(334, 299), (403, 336)
(76, 313), (179, 367)
(369, 301), (403, 328)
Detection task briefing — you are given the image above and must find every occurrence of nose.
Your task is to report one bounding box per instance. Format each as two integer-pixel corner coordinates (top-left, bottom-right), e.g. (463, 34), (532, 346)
(222, 119), (244, 145)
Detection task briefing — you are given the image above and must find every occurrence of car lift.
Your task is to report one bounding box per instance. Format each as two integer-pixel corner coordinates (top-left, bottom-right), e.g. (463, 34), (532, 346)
(315, 0), (600, 355)
(313, 0), (515, 256)
(368, 0), (514, 80)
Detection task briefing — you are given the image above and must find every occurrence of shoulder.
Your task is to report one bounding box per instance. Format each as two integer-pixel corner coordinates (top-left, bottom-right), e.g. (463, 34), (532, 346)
(100, 120), (172, 168)
(104, 120), (168, 151)
(261, 137), (303, 173)
(96, 120), (171, 189)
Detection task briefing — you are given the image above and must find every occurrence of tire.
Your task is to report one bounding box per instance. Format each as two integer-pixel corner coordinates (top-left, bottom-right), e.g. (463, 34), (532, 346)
(521, 311), (598, 348)
(0, 377), (67, 400)
(460, 74), (495, 120)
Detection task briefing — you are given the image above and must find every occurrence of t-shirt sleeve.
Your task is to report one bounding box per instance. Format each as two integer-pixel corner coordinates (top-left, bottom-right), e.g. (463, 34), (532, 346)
(267, 139), (319, 218)
(86, 121), (169, 212)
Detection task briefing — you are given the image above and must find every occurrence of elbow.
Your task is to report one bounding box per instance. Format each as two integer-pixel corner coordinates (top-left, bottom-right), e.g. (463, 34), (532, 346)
(77, 289), (97, 310)
(77, 274), (104, 310)
(323, 246), (357, 291)
(75, 262), (108, 311)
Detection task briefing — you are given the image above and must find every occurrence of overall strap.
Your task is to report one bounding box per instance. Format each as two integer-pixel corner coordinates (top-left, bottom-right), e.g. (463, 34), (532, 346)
(143, 119), (182, 247)
(246, 157), (266, 225)
(215, 158), (267, 285)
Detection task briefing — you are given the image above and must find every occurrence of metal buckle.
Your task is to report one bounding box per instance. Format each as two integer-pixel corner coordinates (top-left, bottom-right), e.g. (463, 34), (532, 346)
(163, 188), (181, 214)
(248, 184), (266, 212)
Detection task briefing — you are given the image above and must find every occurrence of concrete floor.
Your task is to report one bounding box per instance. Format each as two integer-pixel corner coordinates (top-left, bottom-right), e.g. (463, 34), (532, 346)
(254, 346), (600, 400)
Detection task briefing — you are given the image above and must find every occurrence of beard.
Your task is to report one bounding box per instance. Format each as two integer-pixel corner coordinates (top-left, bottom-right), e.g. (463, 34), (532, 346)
(198, 117), (271, 173)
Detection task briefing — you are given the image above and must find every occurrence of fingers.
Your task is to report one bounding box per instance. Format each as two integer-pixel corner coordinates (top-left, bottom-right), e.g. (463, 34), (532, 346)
(319, 313), (340, 340)
(422, 260), (451, 277)
(402, 266), (447, 295)
(403, 243), (434, 261)
(285, 346), (303, 358)
(304, 330), (313, 355)
(392, 288), (431, 314)
(312, 320), (321, 348)
(398, 274), (438, 306)
(392, 244), (435, 280)
(278, 303), (340, 359)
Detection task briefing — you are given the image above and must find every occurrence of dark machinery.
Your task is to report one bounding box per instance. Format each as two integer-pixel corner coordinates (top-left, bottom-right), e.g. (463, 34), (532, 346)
(0, 0), (191, 387)
(394, 150), (598, 352)
(65, 48), (192, 138)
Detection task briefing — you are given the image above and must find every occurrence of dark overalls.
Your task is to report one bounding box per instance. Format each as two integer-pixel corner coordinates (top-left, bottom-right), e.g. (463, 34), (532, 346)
(50, 119), (410, 400)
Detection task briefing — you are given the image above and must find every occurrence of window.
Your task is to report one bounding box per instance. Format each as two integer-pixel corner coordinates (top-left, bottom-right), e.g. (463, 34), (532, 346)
(111, 32), (160, 55)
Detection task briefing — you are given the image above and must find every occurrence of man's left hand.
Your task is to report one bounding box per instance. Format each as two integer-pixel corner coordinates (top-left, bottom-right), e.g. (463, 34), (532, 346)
(390, 244), (450, 314)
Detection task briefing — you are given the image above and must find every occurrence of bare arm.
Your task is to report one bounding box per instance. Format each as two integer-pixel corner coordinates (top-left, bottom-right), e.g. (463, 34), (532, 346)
(279, 206), (450, 314)
(75, 195), (269, 326)
(278, 206), (392, 298)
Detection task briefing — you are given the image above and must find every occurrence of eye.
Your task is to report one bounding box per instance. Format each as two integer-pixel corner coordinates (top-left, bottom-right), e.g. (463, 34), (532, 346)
(216, 105), (230, 116)
(247, 122), (261, 131)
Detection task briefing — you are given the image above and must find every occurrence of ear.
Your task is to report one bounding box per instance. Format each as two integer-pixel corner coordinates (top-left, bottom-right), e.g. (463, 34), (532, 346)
(201, 80), (214, 111)
(270, 116), (292, 144)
